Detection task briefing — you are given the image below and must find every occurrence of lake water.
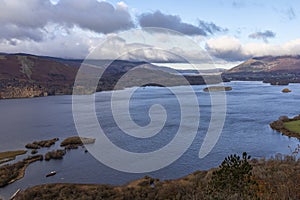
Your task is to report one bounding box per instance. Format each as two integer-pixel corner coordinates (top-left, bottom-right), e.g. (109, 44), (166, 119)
(0, 81), (299, 199)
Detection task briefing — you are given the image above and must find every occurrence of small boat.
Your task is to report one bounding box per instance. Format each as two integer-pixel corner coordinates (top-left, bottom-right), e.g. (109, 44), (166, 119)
(10, 189), (20, 200)
(46, 171), (57, 177)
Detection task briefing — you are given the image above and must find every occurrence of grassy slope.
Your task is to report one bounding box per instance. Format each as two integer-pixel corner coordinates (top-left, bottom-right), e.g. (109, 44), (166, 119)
(284, 120), (300, 135)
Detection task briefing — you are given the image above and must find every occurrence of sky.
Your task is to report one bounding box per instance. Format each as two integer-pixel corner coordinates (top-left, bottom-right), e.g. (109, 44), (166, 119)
(0, 0), (300, 69)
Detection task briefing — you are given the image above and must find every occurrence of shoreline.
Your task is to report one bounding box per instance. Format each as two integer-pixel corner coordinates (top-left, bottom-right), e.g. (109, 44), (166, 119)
(0, 80), (263, 101)
(8, 156), (43, 185)
(0, 155), (43, 188)
(270, 115), (300, 140)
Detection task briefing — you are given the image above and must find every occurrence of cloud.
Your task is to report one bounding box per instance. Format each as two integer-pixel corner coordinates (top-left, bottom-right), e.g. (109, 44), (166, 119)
(53, 0), (134, 34)
(198, 20), (227, 34)
(206, 36), (248, 61)
(232, 0), (245, 8)
(285, 7), (296, 20)
(206, 36), (300, 62)
(139, 11), (216, 36)
(0, 0), (134, 42)
(89, 34), (210, 63)
(0, 24), (44, 43)
(0, 27), (101, 58)
(248, 30), (276, 43)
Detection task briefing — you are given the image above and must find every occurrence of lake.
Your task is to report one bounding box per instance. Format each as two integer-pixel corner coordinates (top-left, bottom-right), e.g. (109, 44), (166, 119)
(0, 81), (299, 199)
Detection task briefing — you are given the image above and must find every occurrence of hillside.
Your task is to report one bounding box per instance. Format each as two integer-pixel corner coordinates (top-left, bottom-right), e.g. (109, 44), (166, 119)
(223, 55), (300, 84)
(0, 54), (78, 98)
(0, 54), (224, 99)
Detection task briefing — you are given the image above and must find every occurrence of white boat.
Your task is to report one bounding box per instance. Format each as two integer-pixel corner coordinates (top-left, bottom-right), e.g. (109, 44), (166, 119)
(46, 171), (57, 177)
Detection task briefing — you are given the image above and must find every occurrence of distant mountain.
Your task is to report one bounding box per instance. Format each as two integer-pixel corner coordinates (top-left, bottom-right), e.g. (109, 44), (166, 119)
(0, 53), (225, 99)
(223, 55), (300, 84)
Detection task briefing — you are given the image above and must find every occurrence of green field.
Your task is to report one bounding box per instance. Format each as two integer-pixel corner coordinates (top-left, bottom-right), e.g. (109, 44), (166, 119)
(283, 120), (300, 134)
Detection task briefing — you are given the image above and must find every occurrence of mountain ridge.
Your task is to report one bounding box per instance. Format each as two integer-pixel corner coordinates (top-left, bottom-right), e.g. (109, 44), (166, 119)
(223, 55), (300, 84)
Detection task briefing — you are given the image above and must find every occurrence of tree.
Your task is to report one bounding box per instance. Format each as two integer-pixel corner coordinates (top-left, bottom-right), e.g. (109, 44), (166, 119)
(208, 152), (258, 199)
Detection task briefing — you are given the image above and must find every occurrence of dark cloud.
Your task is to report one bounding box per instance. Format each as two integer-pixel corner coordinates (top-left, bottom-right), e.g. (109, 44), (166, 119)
(0, 24), (44, 42)
(0, 0), (134, 41)
(198, 20), (227, 34)
(248, 30), (276, 43)
(139, 11), (219, 36)
(206, 45), (249, 61)
(53, 0), (134, 34)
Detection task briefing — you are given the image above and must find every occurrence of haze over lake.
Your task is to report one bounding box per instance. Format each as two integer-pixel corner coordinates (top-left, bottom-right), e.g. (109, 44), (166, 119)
(0, 81), (299, 199)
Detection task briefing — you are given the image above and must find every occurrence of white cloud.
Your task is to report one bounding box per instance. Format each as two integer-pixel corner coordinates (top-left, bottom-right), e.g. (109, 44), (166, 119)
(206, 36), (300, 61)
(116, 1), (128, 10)
(205, 36), (246, 61)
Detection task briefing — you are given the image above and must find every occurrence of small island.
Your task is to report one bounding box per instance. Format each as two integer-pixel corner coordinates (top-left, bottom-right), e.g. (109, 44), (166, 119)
(61, 136), (96, 149)
(25, 138), (59, 149)
(45, 150), (66, 161)
(282, 88), (292, 93)
(203, 86), (232, 92)
(270, 115), (300, 139)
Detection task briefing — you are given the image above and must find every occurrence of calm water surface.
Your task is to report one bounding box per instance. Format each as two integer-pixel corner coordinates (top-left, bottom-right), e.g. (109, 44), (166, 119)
(0, 81), (299, 199)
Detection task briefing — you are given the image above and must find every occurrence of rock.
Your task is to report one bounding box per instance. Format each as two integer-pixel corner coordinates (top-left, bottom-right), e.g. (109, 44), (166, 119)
(282, 88), (291, 93)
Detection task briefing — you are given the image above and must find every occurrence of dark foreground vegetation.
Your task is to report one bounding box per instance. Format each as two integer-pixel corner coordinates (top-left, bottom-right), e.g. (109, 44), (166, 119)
(14, 152), (300, 200)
